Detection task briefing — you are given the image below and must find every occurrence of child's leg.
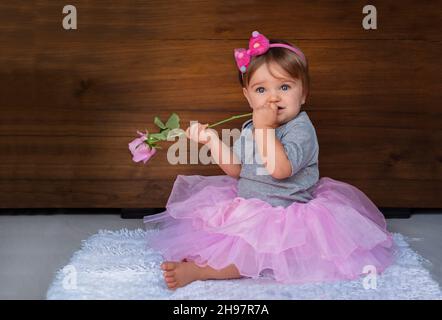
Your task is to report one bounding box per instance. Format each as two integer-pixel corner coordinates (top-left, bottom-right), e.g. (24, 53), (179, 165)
(201, 262), (241, 280)
(161, 259), (242, 290)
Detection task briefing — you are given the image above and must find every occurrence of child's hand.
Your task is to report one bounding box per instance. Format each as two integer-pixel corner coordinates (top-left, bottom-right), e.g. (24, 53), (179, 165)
(253, 102), (278, 129)
(185, 122), (217, 145)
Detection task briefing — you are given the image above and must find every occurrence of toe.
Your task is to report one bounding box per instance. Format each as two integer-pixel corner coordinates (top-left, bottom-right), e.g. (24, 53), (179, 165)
(163, 270), (175, 277)
(165, 276), (175, 283)
(167, 281), (178, 289)
(161, 261), (176, 271)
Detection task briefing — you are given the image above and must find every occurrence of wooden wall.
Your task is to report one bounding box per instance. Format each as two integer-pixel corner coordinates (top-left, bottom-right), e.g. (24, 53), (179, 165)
(0, 0), (440, 209)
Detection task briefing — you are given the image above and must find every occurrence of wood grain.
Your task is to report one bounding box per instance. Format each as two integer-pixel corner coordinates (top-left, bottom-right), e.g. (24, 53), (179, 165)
(0, 1), (440, 210)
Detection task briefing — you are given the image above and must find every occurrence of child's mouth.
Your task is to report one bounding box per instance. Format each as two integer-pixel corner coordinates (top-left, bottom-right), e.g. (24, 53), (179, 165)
(277, 106), (285, 112)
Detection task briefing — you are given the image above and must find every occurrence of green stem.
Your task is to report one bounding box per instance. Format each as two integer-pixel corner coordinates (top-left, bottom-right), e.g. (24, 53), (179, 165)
(149, 112), (253, 143)
(208, 112), (253, 128)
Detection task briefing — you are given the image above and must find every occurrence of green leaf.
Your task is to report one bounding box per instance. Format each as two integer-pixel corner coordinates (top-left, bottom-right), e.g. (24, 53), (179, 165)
(154, 116), (167, 129)
(149, 133), (167, 141)
(167, 128), (186, 140)
(165, 113), (180, 130)
(160, 128), (170, 137)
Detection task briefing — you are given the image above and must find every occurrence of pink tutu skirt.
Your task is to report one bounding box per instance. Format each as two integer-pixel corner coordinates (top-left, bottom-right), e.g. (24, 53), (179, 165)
(143, 175), (396, 284)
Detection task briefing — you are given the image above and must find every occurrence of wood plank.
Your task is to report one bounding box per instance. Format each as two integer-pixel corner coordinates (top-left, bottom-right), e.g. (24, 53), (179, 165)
(0, 108), (440, 136)
(0, 161), (439, 181)
(0, 179), (439, 208)
(0, 127), (439, 165)
(0, 41), (439, 115)
(0, 179), (176, 208)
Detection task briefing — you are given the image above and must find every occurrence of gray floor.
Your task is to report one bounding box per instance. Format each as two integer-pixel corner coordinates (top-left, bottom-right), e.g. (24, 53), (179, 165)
(0, 212), (441, 299)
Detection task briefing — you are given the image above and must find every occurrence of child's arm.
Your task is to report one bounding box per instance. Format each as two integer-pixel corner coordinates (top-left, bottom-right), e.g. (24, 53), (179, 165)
(252, 102), (292, 180)
(186, 123), (241, 179)
(206, 133), (241, 178)
(254, 129), (292, 180)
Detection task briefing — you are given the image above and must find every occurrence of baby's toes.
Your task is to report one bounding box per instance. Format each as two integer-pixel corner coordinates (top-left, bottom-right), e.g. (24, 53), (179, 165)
(167, 281), (178, 289)
(161, 261), (176, 271)
(165, 276), (175, 283)
(163, 270), (175, 278)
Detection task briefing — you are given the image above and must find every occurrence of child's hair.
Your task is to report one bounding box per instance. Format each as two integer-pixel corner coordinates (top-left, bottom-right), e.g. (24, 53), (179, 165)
(238, 39), (310, 102)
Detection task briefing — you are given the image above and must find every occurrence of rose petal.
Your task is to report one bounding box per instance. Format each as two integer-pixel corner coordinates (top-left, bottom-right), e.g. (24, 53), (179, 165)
(132, 143), (157, 163)
(128, 136), (145, 154)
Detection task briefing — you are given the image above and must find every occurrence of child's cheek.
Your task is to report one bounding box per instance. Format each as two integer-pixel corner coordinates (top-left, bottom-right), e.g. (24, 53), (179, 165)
(252, 97), (265, 109)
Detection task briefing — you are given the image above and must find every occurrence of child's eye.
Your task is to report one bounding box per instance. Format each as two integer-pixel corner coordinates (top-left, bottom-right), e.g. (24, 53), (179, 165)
(256, 87), (265, 94)
(281, 84), (291, 91)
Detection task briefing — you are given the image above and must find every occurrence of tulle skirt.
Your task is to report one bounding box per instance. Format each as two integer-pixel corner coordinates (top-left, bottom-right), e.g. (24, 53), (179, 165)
(143, 175), (396, 284)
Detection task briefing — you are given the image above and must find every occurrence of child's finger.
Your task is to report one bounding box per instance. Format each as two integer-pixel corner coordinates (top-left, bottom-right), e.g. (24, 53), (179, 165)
(269, 102), (278, 110)
(199, 126), (209, 140)
(200, 124), (208, 133)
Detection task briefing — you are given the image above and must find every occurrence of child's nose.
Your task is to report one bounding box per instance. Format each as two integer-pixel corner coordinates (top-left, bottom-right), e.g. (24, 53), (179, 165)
(268, 90), (281, 101)
(267, 95), (281, 104)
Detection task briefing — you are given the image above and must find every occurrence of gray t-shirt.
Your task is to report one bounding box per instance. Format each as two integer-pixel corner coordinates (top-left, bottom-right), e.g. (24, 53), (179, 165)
(233, 111), (319, 208)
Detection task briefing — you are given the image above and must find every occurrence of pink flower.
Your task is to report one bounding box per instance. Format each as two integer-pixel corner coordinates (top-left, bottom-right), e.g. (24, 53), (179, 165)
(128, 130), (157, 164)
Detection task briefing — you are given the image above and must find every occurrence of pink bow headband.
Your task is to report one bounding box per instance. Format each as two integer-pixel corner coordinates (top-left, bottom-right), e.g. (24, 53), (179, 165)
(234, 31), (306, 74)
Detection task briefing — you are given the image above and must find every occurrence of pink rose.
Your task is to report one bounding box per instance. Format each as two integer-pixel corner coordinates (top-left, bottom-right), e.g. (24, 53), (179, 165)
(128, 130), (157, 164)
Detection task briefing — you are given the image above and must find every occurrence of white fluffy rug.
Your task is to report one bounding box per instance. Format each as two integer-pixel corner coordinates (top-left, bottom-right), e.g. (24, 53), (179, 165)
(46, 228), (442, 300)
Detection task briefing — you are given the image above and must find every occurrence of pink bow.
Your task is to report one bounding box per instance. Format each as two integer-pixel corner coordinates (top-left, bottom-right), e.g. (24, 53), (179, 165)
(233, 31), (306, 74)
(234, 31), (270, 74)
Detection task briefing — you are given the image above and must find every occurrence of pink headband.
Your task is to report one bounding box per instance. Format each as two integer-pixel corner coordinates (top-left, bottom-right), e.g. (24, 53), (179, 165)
(234, 31), (306, 74)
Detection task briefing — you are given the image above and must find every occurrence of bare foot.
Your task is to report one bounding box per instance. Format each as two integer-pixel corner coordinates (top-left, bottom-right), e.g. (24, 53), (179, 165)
(161, 260), (204, 290)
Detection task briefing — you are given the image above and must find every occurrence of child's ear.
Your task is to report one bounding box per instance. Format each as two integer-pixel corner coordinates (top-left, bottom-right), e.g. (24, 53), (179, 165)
(242, 87), (252, 108)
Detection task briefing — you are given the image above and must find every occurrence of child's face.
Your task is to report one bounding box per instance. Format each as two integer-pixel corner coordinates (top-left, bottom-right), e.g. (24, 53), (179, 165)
(242, 62), (306, 125)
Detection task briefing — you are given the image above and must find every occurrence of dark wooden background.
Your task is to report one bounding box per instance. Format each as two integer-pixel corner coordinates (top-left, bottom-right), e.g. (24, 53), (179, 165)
(0, 0), (440, 210)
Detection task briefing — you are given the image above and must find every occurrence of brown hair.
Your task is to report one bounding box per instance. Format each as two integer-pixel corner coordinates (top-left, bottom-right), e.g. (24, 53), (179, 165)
(238, 39), (310, 101)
